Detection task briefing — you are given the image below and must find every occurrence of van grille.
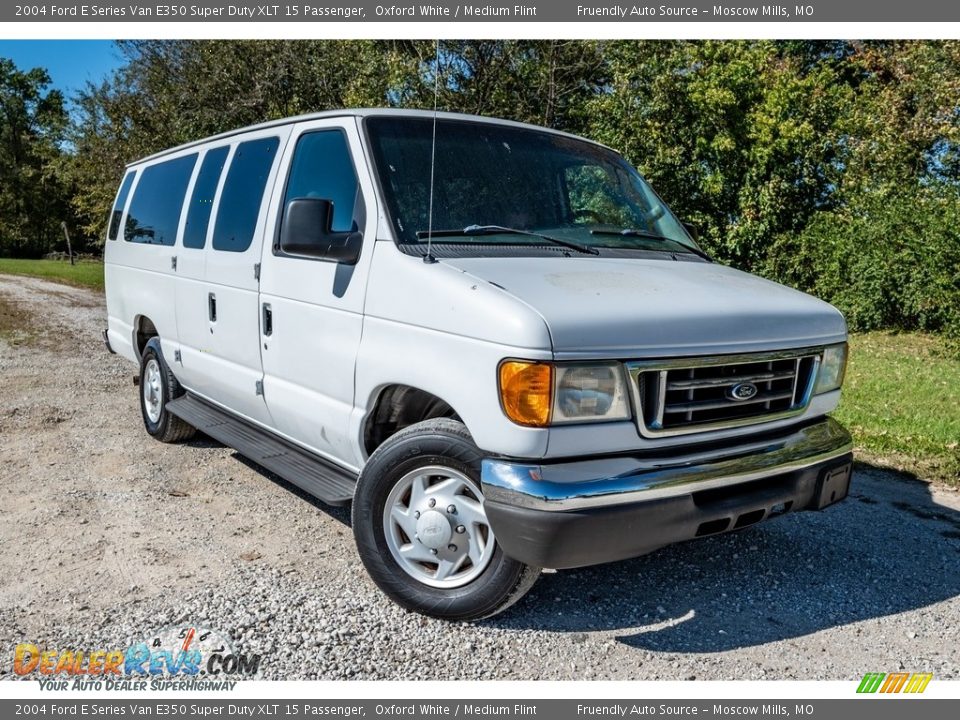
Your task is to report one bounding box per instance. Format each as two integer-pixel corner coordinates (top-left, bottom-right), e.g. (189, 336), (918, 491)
(627, 350), (820, 437)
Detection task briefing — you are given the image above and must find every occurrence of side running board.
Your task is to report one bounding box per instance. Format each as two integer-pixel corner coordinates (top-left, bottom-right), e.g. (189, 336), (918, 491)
(167, 394), (357, 506)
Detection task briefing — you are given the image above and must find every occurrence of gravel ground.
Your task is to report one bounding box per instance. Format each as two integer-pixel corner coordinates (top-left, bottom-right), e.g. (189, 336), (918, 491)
(1, 273), (958, 681)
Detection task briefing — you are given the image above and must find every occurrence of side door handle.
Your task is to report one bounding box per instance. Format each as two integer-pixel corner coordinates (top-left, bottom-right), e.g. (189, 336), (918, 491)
(208, 293), (217, 322)
(262, 303), (273, 336)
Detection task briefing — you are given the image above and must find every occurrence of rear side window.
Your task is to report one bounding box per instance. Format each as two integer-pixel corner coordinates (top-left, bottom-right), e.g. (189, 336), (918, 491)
(108, 171), (135, 241)
(183, 146), (229, 249)
(125, 154), (198, 245)
(212, 137), (280, 253)
(283, 131), (359, 232)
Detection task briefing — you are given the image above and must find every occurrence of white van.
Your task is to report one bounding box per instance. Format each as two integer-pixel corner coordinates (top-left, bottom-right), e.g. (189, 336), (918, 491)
(104, 109), (853, 620)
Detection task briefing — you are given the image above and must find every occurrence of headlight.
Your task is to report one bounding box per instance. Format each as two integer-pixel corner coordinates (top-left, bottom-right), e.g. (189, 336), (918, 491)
(813, 343), (848, 395)
(498, 360), (630, 427)
(553, 363), (630, 423)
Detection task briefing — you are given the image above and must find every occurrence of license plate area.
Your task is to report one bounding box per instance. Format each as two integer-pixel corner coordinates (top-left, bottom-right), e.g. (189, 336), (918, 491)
(813, 462), (852, 509)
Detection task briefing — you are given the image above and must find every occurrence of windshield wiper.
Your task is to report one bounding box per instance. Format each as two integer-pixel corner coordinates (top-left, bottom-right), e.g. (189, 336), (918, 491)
(590, 228), (712, 262)
(416, 224), (599, 255)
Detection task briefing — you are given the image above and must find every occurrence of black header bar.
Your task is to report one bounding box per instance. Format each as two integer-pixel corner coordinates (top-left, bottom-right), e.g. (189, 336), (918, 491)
(4, 1), (959, 23)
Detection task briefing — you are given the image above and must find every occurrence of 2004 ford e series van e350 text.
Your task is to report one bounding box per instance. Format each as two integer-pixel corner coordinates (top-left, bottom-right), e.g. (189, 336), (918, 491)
(104, 110), (853, 620)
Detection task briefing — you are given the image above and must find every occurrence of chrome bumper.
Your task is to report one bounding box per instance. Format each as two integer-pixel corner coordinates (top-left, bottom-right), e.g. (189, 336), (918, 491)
(480, 417), (853, 568)
(481, 416), (853, 512)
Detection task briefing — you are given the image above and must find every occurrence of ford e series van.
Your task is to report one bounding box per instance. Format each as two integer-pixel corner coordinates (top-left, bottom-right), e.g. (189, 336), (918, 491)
(104, 110), (853, 620)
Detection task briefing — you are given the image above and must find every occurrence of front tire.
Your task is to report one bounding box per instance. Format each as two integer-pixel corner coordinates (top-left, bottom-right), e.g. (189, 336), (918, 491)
(138, 337), (195, 443)
(352, 418), (539, 621)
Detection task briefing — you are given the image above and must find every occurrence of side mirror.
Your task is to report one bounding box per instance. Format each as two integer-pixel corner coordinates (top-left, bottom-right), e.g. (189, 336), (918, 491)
(682, 222), (700, 242)
(279, 198), (363, 265)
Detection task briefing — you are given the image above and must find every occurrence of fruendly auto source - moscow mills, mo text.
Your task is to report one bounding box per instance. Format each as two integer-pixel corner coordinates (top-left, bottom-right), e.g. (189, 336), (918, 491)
(577, 5), (804, 18)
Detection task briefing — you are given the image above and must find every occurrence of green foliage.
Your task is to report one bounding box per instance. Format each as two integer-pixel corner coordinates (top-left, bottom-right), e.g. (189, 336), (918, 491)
(585, 41), (851, 269)
(0, 58), (71, 257)
(385, 40), (606, 130)
(764, 189), (960, 343)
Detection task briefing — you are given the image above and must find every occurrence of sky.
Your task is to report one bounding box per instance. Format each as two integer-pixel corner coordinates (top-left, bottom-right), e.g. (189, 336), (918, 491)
(0, 40), (123, 98)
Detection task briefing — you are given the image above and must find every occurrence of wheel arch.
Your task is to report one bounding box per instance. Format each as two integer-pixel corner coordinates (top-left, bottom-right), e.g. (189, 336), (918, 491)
(132, 315), (159, 360)
(362, 384), (463, 458)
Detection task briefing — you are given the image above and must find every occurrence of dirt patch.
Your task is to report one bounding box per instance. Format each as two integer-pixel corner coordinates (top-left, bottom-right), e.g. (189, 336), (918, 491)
(37, 286), (102, 310)
(0, 292), (42, 347)
(0, 290), (77, 352)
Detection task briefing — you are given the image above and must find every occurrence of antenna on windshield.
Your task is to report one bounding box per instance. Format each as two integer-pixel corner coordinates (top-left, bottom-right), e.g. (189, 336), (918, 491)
(424, 38), (440, 264)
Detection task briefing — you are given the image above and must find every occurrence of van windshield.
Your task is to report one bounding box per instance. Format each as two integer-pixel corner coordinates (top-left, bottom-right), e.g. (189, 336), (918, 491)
(365, 116), (702, 257)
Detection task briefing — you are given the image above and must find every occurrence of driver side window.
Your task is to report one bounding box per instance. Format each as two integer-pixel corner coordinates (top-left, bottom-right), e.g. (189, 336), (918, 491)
(284, 130), (360, 233)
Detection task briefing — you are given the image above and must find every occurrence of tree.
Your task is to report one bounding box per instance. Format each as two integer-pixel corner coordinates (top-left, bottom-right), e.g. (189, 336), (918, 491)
(383, 40), (606, 130)
(0, 58), (70, 257)
(585, 41), (850, 270)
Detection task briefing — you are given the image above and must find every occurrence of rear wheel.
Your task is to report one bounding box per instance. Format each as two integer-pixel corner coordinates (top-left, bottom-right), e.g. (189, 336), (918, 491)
(138, 337), (195, 443)
(352, 418), (539, 620)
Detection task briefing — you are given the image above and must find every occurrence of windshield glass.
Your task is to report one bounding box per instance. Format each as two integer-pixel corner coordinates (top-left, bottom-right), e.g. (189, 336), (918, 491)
(365, 116), (700, 255)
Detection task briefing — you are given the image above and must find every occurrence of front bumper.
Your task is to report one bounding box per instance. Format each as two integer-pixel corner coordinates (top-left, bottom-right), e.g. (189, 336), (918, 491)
(481, 416), (853, 569)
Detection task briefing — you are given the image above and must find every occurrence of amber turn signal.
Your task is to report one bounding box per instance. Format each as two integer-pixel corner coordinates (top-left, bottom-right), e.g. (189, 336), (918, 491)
(498, 361), (553, 427)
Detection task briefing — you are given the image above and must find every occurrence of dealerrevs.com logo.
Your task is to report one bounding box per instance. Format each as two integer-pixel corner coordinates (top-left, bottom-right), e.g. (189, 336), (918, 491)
(13, 626), (262, 691)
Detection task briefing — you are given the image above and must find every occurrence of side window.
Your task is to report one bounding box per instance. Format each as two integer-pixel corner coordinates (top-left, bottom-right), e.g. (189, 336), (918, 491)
(183, 146), (229, 249)
(212, 137), (280, 253)
(283, 130), (359, 233)
(107, 171), (136, 241)
(124, 154), (197, 245)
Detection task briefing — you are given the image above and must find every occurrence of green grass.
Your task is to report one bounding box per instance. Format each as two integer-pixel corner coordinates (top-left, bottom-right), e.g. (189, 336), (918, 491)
(0, 258), (104, 291)
(835, 332), (960, 486)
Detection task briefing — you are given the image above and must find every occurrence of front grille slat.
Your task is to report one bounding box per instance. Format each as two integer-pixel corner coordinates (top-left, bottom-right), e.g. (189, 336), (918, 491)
(666, 370), (795, 390)
(663, 390), (795, 414)
(629, 349), (820, 436)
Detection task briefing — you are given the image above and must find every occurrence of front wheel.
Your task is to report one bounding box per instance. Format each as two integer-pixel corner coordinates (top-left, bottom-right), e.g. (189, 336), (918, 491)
(352, 418), (540, 621)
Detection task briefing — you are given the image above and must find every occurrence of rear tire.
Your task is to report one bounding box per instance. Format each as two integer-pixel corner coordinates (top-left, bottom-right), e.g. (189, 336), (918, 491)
(139, 337), (195, 443)
(352, 418), (539, 621)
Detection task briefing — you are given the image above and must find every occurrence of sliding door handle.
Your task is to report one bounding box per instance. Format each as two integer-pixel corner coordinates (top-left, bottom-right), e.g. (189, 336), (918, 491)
(208, 293), (217, 322)
(262, 303), (273, 336)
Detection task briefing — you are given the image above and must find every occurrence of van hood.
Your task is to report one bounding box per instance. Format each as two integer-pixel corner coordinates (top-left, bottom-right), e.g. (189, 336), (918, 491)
(441, 255), (846, 358)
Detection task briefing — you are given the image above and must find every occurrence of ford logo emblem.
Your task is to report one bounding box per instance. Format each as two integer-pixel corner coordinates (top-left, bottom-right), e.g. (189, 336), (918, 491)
(728, 382), (759, 401)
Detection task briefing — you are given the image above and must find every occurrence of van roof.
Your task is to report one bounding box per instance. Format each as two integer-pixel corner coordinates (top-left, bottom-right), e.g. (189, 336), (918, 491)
(128, 108), (615, 167)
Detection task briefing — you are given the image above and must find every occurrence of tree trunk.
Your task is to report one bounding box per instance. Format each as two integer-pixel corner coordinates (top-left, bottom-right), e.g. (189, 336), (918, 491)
(61, 222), (74, 265)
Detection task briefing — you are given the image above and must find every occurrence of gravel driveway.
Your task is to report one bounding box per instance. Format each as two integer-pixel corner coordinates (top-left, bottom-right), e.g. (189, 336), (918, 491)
(1, 273), (958, 681)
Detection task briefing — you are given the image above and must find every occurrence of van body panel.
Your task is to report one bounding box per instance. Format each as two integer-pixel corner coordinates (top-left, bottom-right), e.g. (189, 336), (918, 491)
(103, 263), (136, 363)
(257, 118), (376, 468)
(357, 244), (553, 459)
(171, 145), (218, 392)
(441, 256), (848, 359)
(362, 246), (554, 351)
(104, 147), (198, 364)
(353, 314), (552, 460)
(182, 126), (293, 426)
